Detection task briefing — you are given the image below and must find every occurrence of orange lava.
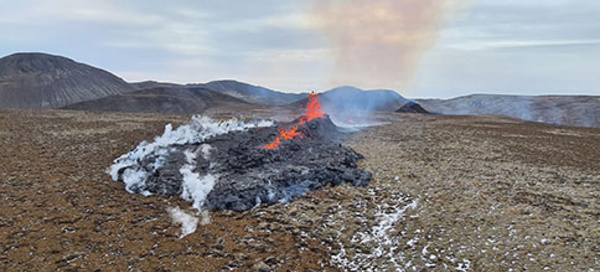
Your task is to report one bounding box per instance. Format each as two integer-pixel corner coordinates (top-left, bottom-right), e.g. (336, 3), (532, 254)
(263, 126), (302, 149)
(262, 137), (281, 150)
(279, 126), (301, 140)
(262, 92), (325, 150)
(300, 92), (325, 124)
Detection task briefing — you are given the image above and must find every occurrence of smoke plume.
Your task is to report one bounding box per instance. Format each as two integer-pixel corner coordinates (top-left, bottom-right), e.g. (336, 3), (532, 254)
(313, 0), (471, 92)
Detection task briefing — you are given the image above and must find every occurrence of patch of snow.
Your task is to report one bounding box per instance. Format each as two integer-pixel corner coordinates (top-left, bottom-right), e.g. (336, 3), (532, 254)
(120, 168), (151, 196)
(183, 149), (197, 164)
(199, 210), (211, 226)
(108, 116), (273, 237)
(407, 238), (418, 247)
(200, 144), (213, 160)
(166, 206), (199, 239)
(330, 192), (419, 271)
(456, 259), (471, 272)
(422, 244), (430, 256)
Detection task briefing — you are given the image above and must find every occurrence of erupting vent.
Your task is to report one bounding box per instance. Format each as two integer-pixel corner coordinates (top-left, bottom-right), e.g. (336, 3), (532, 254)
(110, 93), (372, 212)
(262, 92), (324, 149)
(300, 92), (325, 123)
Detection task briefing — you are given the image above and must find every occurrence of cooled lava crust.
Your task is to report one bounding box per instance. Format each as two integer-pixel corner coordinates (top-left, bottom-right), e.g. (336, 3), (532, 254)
(123, 116), (372, 212)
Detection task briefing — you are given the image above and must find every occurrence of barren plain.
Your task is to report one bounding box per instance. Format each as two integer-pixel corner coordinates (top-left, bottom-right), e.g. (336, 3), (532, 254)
(0, 109), (599, 271)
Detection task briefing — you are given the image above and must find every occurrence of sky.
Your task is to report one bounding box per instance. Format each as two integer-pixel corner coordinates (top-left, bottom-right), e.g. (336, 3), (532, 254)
(0, 0), (599, 98)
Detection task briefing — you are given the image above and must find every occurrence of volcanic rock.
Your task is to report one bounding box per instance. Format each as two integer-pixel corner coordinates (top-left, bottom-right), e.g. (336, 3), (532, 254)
(111, 116), (372, 212)
(395, 101), (430, 114)
(252, 261), (271, 272)
(0, 52), (133, 109)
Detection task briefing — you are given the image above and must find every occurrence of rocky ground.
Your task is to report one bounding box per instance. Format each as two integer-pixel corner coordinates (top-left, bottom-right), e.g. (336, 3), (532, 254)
(0, 108), (599, 271)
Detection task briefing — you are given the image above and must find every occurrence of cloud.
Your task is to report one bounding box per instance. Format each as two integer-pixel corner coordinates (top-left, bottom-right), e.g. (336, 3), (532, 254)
(0, 0), (599, 97)
(409, 0), (600, 98)
(446, 39), (600, 51)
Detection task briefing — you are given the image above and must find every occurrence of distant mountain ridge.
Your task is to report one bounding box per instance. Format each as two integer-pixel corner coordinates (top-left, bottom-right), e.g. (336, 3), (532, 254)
(65, 86), (256, 114)
(418, 94), (600, 128)
(2, 52), (598, 128)
(129, 80), (309, 106)
(0, 52), (133, 109)
(130, 81), (183, 90)
(198, 80), (309, 106)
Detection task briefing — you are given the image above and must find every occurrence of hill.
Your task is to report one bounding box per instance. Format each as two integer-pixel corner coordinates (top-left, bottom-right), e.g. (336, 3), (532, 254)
(290, 86), (406, 114)
(418, 94), (600, 128)
(200, 80), (308, 106)
(395, 101), (430, 114)
(130, 81), (183, 90)
(65, 87), (256, 114)
(0, 52), (133, 109)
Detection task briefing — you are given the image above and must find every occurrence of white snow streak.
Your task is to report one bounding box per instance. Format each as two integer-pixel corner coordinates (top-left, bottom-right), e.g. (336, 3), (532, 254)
(331, 191), (419, 271)
(166, 206), (199, 239)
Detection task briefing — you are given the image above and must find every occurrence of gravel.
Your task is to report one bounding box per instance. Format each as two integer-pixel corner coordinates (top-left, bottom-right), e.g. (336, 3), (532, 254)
(1, 109), (598, 271)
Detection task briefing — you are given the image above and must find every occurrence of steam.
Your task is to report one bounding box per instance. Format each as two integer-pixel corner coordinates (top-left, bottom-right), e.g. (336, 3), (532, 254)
(180, 148), (216, 210)
(313, 0), (473, 92)
(319, 86), (406, 114)
(109, 116), (274, 237)
(308, 86), (402, 127)
(109, 116), (274, 196)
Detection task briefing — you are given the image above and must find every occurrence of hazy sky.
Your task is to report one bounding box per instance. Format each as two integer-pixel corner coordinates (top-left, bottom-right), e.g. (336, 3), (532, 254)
(1, 0), (599, 98)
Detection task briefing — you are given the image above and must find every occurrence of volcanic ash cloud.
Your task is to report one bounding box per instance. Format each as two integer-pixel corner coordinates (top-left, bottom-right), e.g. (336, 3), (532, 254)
(313, 0), (472, 92)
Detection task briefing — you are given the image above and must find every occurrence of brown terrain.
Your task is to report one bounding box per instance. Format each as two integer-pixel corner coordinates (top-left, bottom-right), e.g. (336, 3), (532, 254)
(1, 108), (599, 271)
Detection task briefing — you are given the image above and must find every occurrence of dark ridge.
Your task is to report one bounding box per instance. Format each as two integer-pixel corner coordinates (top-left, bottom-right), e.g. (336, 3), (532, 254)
(65, 86), (256, 114)
(395, 101), (430, 114)
(199, 80), (309, 106)
(130, 81), (183, 90)
(0, 52), (133, 109)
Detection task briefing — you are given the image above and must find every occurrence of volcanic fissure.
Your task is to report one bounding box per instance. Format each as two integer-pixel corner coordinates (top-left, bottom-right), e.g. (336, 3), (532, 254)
(110, 93), (372, 212)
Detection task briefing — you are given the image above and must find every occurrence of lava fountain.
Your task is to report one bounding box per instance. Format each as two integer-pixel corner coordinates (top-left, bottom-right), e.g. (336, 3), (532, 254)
(263, 92), (324, 149)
